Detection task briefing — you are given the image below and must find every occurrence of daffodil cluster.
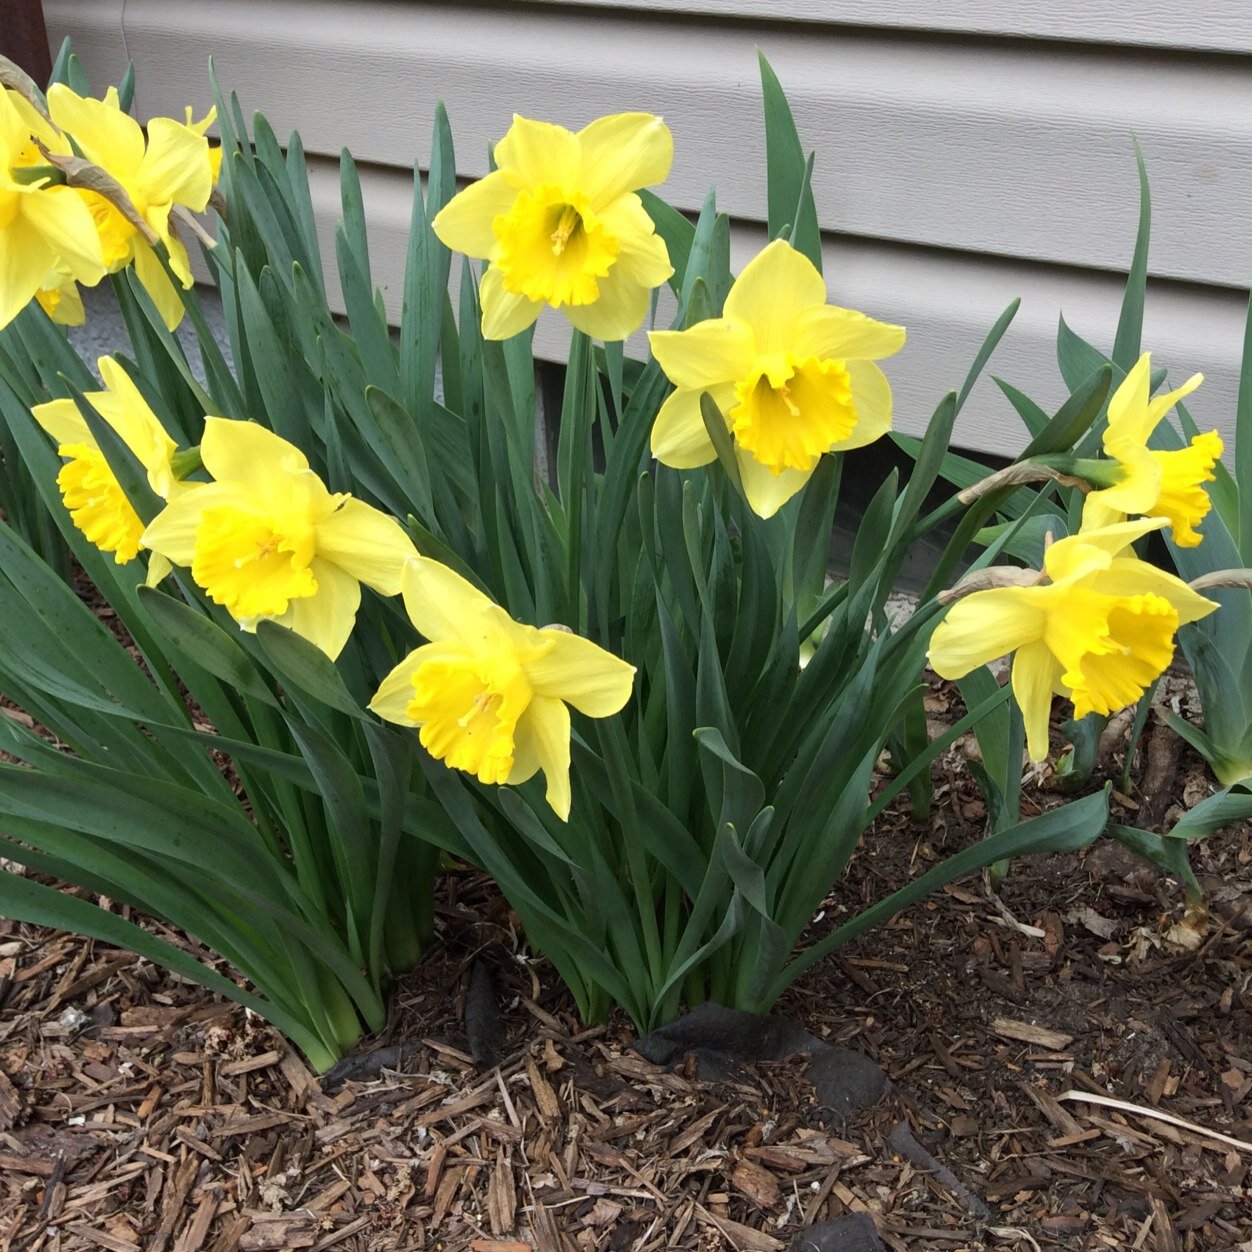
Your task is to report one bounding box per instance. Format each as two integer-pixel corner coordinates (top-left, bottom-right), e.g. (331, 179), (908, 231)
(0, 65), (219, 332)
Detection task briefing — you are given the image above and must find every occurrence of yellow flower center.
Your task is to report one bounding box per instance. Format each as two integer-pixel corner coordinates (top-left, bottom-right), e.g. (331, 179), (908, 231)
(729, 355), (857, 475)
(56, 442), (144, 563)
(191, 505), (318, 619)
(493, 185), (619, 307)
(1048, 590), (1179, 720)
(408, 651), (532, 786)
(1150, 430), (1223, 548)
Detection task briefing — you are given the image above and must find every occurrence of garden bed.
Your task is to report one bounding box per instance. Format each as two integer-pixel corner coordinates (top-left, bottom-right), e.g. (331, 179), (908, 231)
(1, 707), (1248, 1252)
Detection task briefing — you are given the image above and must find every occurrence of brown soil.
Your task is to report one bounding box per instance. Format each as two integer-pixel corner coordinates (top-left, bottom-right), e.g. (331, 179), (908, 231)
(1, 696), (1250, 1251)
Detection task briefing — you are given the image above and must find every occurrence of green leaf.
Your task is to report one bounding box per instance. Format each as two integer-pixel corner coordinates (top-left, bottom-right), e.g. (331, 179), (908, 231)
(1112, 141), (1151, 372)
(759, 52), (822, 271)
(255, 621), (366, 719)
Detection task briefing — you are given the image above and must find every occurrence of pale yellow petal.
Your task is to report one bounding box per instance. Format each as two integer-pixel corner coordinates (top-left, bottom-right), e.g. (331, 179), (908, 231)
(0, 213), (59, 329)
(31, 397), (90, 447)
(137, 117), (213, 214)
(1104, 353), (1153, 446)
(479, 263), (543, 340)
(1089, 439), (1160, 514)
(1079, 493), (1125, 532)
(650, 384), (729, 469)
(793, 304), (906, 363)
(97, 356), (177, 490)
(576, 113), (673, 206)
(1044, 517), (1166, 583)
(1012, 639), (1062, 762)
(649, 319), (756, 391)
(270, 558), (361, 660)
(723, 238), (826, 351)
(199, 417), (309, 488)
(1143, 370), (1203, 433)
(400, 555), (497, 644)
(562, 264), (651, 342)
(927, 587), (1048, 678)
(526, 631), (635, 716)
(19, 184), (105, 282)
(47, 84), (145, 179)
(432, 170), (517, 259)
(1095, 557), (1219, 627)
(369, 652), (421, 725)
(596, 193), (672, 288)
(494, 115), (579, 190)
(131, 239), (186, 331)
(832, 359), (893, 452)
(735, 447), (812, 519)
(522, 694), (573, 820)
(316, 497), (416, 595)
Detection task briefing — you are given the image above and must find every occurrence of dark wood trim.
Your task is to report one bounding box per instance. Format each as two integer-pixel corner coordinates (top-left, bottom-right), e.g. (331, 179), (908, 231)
(1, 0), (52, 86)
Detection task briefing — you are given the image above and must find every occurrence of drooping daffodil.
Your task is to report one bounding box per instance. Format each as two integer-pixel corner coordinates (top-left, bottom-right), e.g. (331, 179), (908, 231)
(1081, 353), (1221, 547)
(32, 355), (183, 563)
(46, 84), (217, 331)
(928, 518), (1218, 761)
(0, 88), (105, 329)
(370, 557), (636, 820)
(648, 239), (905, 518)
(433, 112), (673, 341)
(142, 420), (416, 658)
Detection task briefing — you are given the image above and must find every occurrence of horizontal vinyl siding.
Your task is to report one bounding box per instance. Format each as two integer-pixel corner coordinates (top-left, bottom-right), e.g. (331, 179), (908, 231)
(44, 0), (1251, 454)
(542, 1), (1252, 54)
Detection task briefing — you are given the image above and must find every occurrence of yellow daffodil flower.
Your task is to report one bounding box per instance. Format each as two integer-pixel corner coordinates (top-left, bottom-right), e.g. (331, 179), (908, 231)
(370, 557), (636, 820)
(433, 112), (673, 341)
(46, 85), (217, 331)
(32, 356), (182, 563)
(1082, 353), (1221, 547)
(0, 89), (104, 329)
(647, 239), (905, 518)
(928, 518), (1217, 761)
(142, 420), (416, 659)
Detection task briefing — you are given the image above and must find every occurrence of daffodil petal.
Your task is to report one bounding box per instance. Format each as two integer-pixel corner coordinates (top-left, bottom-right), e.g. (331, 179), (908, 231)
(479, 263), (543, 340)
(1098, 557), (1219, 627)
(1044, 517), (1166, 583)
(0, 214), (56, 329)
(140, 481), (248, 565)
(433, 170), (518, 258)
(831, 359), (893, 451)
(793, 304), (906, 363)
(649, 319), (756, 391)
(47, 84), (145, 177)
(316, 498), (416, 595)
(650, 385), (726, 468)
(927, 587), (1048, 678)
(138, 117), (213, 214)
(1144, 371), (1203, 431)
(400, 556), (497, 644)
(370, 652), (422, 724)
(523, 694), (573, 821)
(1079, 493), (1125, 532)
(576, 113), (673, 206)
(735, 447), (812, 519)
(131, 239), (186, 331)
(495, 115), (580, 189)
(1012, 639), (1061, 761)
(31, 397), (90, 447)
(270, 558), (361, 659)
(526, 631), (635, 716)
(596, 193), (672, 288)
(23, 184), (106, 280)
(723, 238), (826, 352)
(200, 417), (310, 488)
(562, 264), (650, 341)
(1104, 353), (1153, 446)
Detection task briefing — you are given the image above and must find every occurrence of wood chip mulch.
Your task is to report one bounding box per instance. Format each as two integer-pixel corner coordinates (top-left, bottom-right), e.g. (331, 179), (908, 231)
(1, 695), (1250, 1251)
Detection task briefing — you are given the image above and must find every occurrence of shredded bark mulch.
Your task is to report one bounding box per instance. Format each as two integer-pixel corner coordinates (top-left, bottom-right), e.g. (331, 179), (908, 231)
(1, 692), (1250, 1250)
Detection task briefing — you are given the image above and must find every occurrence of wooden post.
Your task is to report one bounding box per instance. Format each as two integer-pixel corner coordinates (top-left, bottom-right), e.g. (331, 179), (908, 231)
(1, 0), (52, 85)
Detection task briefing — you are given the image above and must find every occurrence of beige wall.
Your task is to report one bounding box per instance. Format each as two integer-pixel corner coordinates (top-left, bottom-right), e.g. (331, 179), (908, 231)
(46, 0), (1252, 455)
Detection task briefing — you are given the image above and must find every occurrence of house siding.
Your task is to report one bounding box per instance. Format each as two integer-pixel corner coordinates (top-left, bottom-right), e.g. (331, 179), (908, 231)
(45, 0), (1252, 455)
